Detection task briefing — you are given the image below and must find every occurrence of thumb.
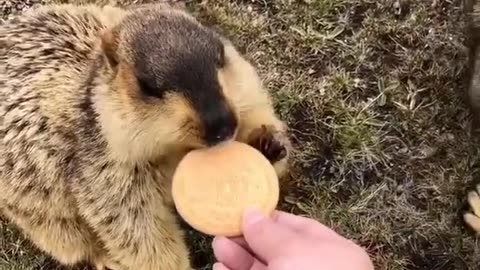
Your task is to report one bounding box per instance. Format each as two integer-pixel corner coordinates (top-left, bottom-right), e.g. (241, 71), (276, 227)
(242, 208), (301, 263)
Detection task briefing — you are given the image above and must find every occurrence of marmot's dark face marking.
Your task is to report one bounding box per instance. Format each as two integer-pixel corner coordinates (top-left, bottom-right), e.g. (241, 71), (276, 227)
(130, 15), (238, 146)
(101, 8), (239, 149)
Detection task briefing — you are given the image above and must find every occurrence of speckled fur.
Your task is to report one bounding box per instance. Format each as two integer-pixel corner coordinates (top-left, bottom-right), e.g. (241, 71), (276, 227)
(467, 0), (480, 128)
(0, 3), (291, 270)
(465, 0), (480, 235)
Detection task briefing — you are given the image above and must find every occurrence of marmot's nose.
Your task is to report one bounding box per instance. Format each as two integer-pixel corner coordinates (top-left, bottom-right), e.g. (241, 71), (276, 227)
(210, 124), (235, 145)
(203, 105), (237, 146)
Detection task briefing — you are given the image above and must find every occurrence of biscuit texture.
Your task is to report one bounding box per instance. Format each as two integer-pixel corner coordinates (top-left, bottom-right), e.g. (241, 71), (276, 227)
(172, 141), (279, 237)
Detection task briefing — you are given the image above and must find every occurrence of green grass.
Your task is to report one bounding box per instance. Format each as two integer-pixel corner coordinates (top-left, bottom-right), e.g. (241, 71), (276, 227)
(1, 0), (480, 269)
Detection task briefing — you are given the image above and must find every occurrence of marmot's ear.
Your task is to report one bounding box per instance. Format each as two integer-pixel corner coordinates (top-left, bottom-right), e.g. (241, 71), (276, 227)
(100, 28), (120, 68)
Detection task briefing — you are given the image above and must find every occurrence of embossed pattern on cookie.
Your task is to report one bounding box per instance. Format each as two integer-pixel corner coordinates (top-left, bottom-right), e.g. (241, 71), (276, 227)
(172, 141), (279, 237)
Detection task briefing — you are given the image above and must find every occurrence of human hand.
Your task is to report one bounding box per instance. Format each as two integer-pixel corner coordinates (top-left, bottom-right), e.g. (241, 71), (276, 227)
(211, 209), (374, 270)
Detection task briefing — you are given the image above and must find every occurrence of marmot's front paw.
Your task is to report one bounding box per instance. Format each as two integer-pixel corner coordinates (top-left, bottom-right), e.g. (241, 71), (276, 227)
(246, 124), (290, 164)
(464, 184), (480, 233)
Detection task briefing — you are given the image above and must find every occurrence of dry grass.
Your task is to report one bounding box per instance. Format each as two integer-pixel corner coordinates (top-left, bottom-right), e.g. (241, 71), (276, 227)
(1, 0), (480, 269)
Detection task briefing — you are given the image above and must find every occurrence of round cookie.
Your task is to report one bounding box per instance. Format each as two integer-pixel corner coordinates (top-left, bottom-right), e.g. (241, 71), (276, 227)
(172, 141), (279, 237)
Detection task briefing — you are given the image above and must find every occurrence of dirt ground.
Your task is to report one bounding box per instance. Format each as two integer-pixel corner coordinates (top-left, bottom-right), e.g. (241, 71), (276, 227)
(1, 0), (480, 269)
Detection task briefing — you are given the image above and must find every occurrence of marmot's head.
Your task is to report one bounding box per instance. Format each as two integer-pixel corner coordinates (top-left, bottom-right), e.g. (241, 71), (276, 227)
(95, 5), (260, 162)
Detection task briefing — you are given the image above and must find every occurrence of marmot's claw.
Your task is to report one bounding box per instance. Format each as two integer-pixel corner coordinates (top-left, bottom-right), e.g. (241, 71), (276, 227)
(247, 124), (288, 163)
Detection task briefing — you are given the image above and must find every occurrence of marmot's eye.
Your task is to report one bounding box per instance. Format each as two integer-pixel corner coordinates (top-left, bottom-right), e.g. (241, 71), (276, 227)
(216, 46), (226, 68)
(138, 77), (166, 99)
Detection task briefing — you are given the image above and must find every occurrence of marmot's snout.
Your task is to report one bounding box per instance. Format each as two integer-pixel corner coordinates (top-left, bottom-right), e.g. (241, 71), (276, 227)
(201, 101), (238, 146)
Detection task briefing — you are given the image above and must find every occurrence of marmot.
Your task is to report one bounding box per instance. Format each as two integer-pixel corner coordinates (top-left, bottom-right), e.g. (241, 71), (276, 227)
(0, 3), (292, 270)
(465, 0), (480, 235)
(466, 0), (480, 128)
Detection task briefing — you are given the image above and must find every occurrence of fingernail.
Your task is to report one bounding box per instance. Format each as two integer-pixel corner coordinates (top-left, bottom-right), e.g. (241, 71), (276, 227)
(212, 263), (222, 270)
(243, 208), (265, 226)
(211, 236), (226, 249)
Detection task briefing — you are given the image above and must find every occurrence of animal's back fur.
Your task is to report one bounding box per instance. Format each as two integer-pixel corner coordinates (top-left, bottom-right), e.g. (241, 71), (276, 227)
(466, 0), (480, 125)
(0, 5), (185, 269)
(0, 3), (292, 269)
(464, 0), (480, 238)
(0, 4), (121, 222)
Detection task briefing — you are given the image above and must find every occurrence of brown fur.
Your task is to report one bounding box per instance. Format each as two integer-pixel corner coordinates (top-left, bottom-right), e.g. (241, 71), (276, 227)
(466, 0), (480, 128)
(465, 0), (480, 235)
(0, 3), (291, 270)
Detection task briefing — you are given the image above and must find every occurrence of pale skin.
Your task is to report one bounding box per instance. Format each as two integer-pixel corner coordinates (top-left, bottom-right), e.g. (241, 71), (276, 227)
(212, 209), (375, 270)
